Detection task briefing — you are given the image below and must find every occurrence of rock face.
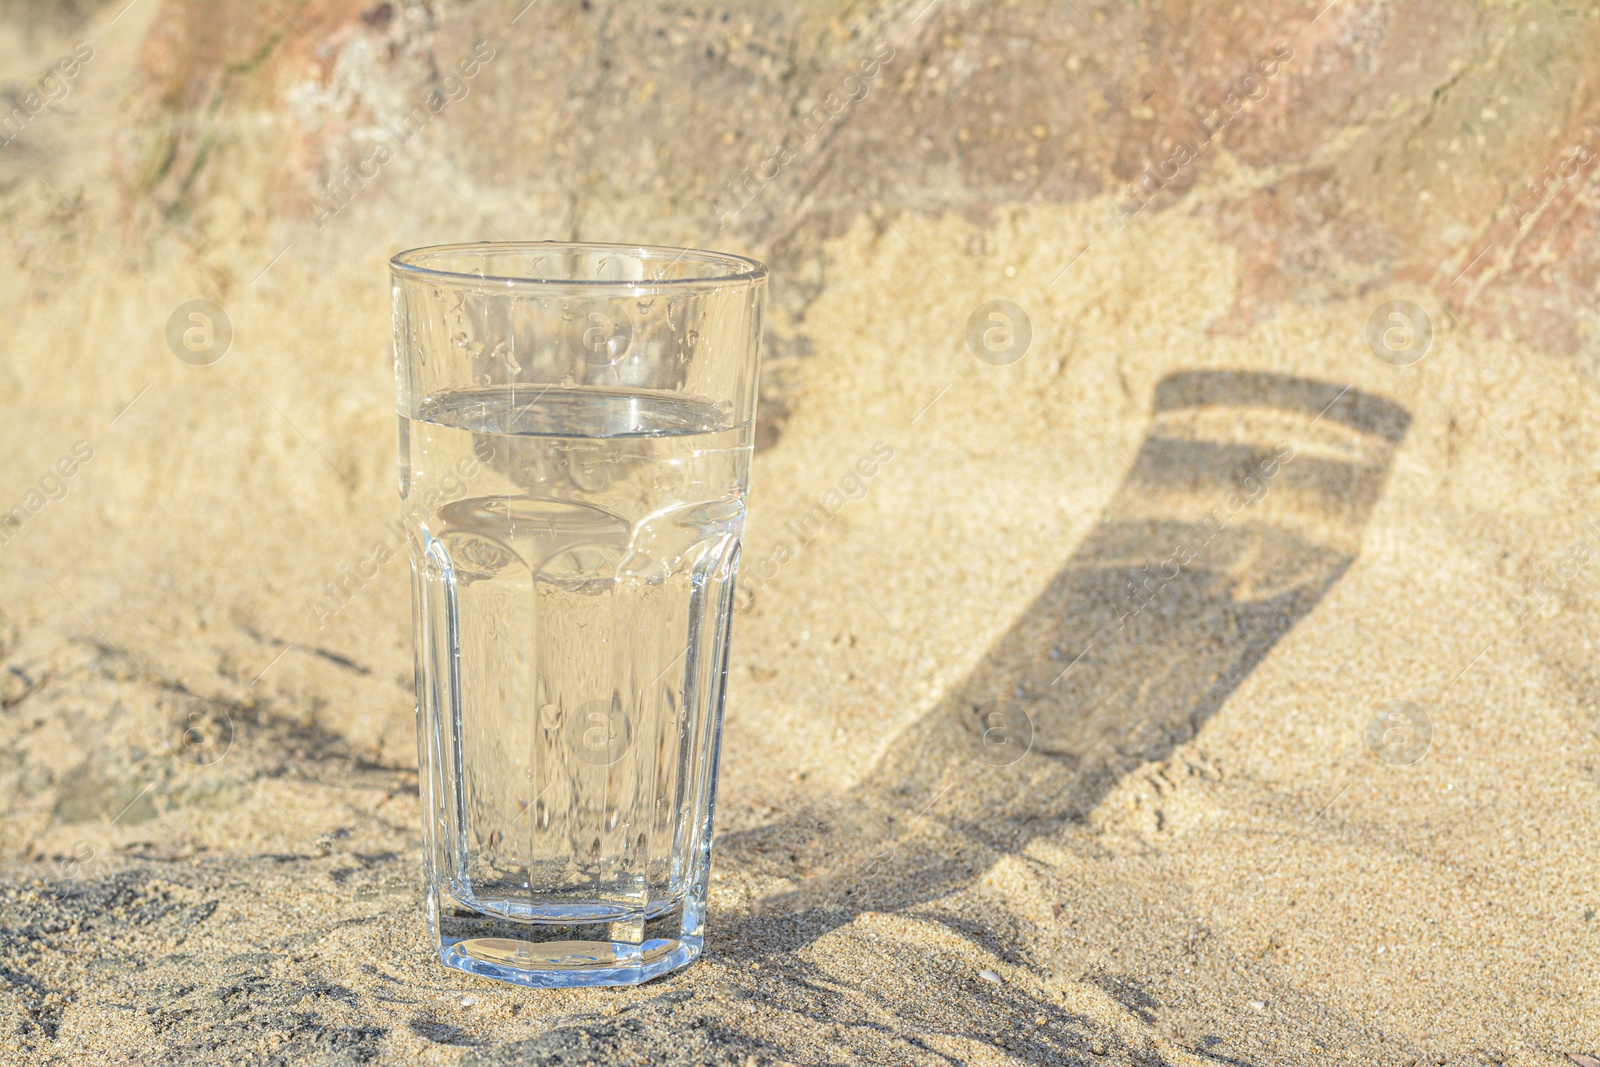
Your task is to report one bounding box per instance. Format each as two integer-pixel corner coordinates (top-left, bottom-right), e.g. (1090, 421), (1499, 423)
(2, 1), (1599, 1064)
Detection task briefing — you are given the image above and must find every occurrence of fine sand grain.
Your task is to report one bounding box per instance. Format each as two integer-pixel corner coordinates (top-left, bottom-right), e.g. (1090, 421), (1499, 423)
(2, 1), (1598, 1063)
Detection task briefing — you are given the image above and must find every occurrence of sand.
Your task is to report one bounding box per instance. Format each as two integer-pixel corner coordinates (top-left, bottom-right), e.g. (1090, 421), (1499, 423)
(1, 0), (1597, 1063)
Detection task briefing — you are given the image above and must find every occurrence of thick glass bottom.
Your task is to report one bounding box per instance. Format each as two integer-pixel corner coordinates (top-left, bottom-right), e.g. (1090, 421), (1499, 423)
(431, 889), (705, 988)
(438, 934), (700, 988)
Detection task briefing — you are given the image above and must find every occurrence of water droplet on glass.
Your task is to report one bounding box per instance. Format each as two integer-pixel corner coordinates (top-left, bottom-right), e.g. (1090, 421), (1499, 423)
(686, 330), (699, 347)
(492, 340), (520, 373)
(637, 296), (655, 314)
(452, 332), (470, 348)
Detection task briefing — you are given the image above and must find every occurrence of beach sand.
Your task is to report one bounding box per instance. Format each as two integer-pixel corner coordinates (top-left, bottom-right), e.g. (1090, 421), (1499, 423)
(1, 1), (1597, 1063)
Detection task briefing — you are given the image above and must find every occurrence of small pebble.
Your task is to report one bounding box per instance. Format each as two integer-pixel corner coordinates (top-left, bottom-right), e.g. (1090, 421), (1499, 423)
(461, 995), (477, 1007)
(1247, 999), (1267, 1012)
(979, 968), (1002, 984)
(1090, 1042), (1108, 1056)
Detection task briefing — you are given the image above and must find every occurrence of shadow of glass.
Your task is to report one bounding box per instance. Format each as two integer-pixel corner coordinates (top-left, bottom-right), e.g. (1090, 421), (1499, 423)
(727, 370), (1410, 930)
(449, 372), (1413, 1065)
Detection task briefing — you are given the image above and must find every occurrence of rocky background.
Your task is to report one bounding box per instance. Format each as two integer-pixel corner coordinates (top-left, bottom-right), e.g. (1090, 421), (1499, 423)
(2, 0), (1599, 1064)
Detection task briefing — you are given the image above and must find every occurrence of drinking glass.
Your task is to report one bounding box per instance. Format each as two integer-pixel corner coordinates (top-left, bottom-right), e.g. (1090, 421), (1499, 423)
(391, 242), (766, 987)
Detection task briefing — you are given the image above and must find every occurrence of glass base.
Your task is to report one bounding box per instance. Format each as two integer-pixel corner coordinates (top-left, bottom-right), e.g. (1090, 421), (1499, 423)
(429, 887), (707, 988)
(438, 934), (700, 988)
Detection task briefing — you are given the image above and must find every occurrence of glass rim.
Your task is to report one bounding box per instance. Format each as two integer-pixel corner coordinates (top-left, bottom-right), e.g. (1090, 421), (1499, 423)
(389, 240), (768, 291)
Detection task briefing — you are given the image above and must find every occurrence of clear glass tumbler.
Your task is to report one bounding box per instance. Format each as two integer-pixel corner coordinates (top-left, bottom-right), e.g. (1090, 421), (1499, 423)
(390, 242), (766, 987)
